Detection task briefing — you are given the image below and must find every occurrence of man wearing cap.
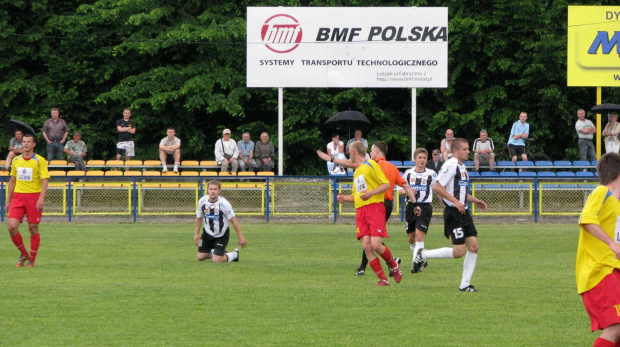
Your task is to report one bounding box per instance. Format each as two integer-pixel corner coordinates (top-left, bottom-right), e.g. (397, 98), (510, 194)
(214, 129), (239, 172)
(42, 108), (69, 161)
(64, 131), (87, 171)
(426, 149), (443, 174)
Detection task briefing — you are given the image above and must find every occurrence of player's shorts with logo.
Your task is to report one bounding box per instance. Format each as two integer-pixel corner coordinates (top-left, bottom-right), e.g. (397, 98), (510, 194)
(356, 202), (388, 240)
(405, 203), (433, 234)
(198, 229), (230, 256)
(116, 141), (135, 157)
(443, 206), (477, 245)
(582, 269), (620, 331)
(9, 193), (42, 223)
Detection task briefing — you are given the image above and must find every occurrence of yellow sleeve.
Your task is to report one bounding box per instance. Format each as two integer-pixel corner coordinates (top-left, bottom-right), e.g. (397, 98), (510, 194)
(578, 186), (605, 226)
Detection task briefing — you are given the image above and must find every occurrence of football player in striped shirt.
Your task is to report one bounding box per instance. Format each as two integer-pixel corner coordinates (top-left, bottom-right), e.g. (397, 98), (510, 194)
(413, 138), (487, 292)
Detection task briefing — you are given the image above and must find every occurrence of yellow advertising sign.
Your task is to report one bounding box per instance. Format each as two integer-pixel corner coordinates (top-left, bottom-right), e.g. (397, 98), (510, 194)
(568, 6), (620, 86)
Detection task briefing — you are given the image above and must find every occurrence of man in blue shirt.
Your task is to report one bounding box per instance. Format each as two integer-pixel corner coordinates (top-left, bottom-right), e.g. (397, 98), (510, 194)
(237, 132), (255, 172)
(507, 112), (530, 163)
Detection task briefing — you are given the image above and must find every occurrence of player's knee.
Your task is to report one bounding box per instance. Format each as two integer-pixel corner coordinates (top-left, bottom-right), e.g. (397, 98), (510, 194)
(453, 247), (466, 258)
(212, 255), (226, 263)
(468, 243), (479, 253)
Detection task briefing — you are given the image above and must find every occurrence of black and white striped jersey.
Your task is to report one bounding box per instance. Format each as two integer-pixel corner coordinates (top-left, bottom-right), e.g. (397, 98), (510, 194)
(399, 167), (438, 203)
(436, 158), (470, 208)
(196, 195), (236, 237)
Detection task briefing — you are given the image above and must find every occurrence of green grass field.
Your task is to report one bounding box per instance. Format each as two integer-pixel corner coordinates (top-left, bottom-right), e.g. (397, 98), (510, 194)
(0, 222), (597, 346)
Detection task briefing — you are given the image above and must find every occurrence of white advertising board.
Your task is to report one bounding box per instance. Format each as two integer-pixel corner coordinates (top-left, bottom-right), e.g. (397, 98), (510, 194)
(247, 7), (448, 88)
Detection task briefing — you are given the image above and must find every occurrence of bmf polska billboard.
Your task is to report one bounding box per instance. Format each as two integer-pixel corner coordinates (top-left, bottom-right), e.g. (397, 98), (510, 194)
(568, 6), (620, 87)
(246, 7), (448, 88)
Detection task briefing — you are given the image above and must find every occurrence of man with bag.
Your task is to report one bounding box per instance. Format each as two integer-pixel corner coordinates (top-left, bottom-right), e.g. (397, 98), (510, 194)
(214, 129), (239, 173)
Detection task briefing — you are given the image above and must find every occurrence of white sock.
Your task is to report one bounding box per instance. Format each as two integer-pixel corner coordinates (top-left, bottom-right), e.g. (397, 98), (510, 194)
(173, 162), (179, 170)
(460, 251), (478, 289)
(413, 241), (425, 257)
(423, 247), (454, 260)
(162, 163), (167, 170)
(410, 243), (415, 252)
(226, 251), (238, 262)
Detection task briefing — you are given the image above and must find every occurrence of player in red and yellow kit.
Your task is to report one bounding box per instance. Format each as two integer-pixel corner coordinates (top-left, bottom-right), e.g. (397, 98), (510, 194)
(336, 141), (403, 286)
(7, 134), (49, 268)
(576, 152), (620, 347)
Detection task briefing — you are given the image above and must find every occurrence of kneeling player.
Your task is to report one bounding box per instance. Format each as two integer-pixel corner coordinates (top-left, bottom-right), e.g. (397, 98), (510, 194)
(194, 180), (247, 263)
(399, 148), (437, 273)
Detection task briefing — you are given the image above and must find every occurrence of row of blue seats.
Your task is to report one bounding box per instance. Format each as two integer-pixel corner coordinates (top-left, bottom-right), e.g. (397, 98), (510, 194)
(388, 160), (597, 167)
(476, 183), (597, 189)
(470, 171), (597, 178)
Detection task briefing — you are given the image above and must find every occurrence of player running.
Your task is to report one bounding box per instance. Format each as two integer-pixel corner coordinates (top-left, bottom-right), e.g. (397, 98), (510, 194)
(195, 180), (247, 263)
(413, 138), (487, 292)
(398, 148), (437, 273)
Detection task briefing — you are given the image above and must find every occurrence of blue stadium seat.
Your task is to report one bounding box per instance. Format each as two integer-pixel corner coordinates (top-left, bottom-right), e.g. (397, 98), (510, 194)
(481, 171), (499, 177)
(497, 161), (515, 167)
(591, 160), (598, 166)
(480, 184), (501, 189)
(594, 172), (599, 177)
(469, 171), (480, 177)
(575, 171), (594, 177)
(388, 160), (402, 166)
(516, 161), (534, 166)
(499, 171), (518, 177)
(572, 160), (591, 167)
(402, 161), (415, 167)
(556, 171), (576, 177)
(534, 161), (553, 166)
(518, 171), (537, 177)
(537, 172), (556, 177)
(553, 160), (572, 167)
(347, 171), (354, 176)
(464, 160), (475, 167)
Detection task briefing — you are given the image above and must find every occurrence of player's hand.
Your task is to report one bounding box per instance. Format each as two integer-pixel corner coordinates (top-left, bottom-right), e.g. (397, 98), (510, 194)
(474, 199), (487, 212)
(36, 199), (45, 211)
(414, 206), (422, 216)
(238, 237), (247, 249)
(317, 150), (331, 162)
(360, 191), (372, 201)
(193, 234), (201, 247)
(454, 201), (466, 214)
(336, 193), (345, 203)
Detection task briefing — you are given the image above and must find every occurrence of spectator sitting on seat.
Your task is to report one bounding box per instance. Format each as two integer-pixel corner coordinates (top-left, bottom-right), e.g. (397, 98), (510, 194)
(64, 131), (87, 171)
(507, 111), (530, 163)
(345, 129), (368, 157)
(237, 132), (255, 172)
(214, 128), (239, 172)
(326, 132), (346, 174)
(440, 128), (454, 162)
(159, 127), (181, 173)
(254, 132), (275, 172)
(5, 130), (24, 170)
(42, 107), (69, 161)
(473, 130), (495, 171)
(426, 149), (443, 174)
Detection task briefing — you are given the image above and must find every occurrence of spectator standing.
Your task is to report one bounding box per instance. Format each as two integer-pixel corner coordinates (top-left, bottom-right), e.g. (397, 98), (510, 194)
(7, 134), (49, 268)
(472, 130), (495, 171)
(440, 129), (454, 162)
(507, 112), (530, 163)
(214, 129), (239, 173)
(575, 153), (620, 347)
(63, 131), (87, 171)
(116, 108), (136, 161)
(159, 128), (181, 173)
(426, 149), (443, 173)
(575, 109), (597, 162)
(413, 138), (488, 292)
(195, 180), (247, 263)
(5, 130), (24, 170)
(237, 132), (255, 172)
(41, 108), (68, 161)
(345, 129), (368, 157)
(603, 112), (620, 154)
(326, 133), (346, 174)
(336, 141), (403, 286)
(254, 132), (275, 172)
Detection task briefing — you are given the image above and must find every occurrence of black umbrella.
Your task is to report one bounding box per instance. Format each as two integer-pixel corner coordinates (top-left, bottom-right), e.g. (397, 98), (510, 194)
(4, 119), (36, 137)
(591, 103), (620, 113)
(324, 111), (371, 138)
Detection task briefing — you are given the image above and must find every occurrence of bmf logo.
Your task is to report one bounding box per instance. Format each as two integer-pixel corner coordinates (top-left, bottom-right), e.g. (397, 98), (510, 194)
(261, 14), (303, 53)
(588, 31), (620, 55)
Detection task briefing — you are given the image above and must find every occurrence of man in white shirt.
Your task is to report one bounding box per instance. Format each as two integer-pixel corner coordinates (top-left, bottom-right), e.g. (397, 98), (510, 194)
(159, 127), (181, 173)
(575, 109), (597, 162)
(472, 130), (495, 171)
(214, 129), (239, 172)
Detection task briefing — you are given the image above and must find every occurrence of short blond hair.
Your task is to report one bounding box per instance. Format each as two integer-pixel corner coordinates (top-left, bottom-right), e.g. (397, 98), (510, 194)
(349, 141), (367, 156)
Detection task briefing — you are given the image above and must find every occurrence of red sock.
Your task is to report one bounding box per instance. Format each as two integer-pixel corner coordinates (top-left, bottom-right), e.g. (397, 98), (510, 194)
(30, 233), (40, 261)
(594, 337), (615, 347)
(369, 258), (387, 280)
(10, 233), (28, 256)
(380, 246), (398, 269)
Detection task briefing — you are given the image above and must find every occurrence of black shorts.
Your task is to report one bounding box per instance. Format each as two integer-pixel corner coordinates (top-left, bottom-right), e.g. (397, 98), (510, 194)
(384, 199), (393, 222)
(405, 203), (433, 234)
(198, 229), (230, 256)
(165, 153), (175, 164)
(508, 145), (526, 157)
(443, 207), (477, 245)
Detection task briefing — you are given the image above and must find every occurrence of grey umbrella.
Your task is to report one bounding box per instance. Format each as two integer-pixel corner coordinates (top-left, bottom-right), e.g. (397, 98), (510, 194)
(591, 103), (620, 113)
(4, 119), (36, 136)
(324, 111), (371, 139)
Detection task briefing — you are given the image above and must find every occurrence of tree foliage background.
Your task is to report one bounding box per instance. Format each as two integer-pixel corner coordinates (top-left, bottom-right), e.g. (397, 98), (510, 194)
(1, 0), (619, 174)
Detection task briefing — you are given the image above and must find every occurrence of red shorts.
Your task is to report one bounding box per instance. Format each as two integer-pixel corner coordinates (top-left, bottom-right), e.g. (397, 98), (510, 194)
(582, 269), (620, 331)
(8, 193), (42, 224)
(356, 202), (388, 240)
